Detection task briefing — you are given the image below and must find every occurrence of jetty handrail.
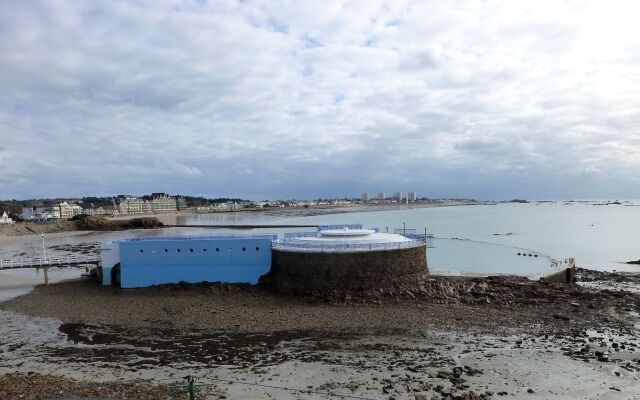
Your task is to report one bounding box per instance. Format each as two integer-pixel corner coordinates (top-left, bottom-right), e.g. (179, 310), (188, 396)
(0, 254), (100, 270)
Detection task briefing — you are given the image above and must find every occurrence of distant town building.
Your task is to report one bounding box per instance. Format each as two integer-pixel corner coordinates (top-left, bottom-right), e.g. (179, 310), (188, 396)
(395, 192), (403, 202)
(361, 192), (369, 203)
(59, 201), (84, 218)
(84, 207), (115, 216)
(377, 192), (385, 201)
(0, 212), (14, 224)
(21, 206), (60, 220)
(176, 197), (188, 211)
(118, 197), (152, 215)
(151, 195), (177, 213)
(118, 194), (180, 215)
(21, 207), (35, 220)
(408, 191), (417, 202)
(41, 207), (61, 219)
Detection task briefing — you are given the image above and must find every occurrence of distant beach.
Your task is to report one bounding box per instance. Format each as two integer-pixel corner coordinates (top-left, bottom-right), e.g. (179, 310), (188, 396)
(0, 199), (480, 238)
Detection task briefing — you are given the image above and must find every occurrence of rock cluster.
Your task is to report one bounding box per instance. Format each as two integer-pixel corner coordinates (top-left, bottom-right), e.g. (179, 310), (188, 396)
(74, 215), (163, 231)
(291, 275), (635, 307)
(0, 373), (183, 400)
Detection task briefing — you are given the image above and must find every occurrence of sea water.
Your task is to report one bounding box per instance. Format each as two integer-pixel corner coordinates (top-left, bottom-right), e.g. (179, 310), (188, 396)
(174, 201), (640, 275)
(2, 202), (639, 277)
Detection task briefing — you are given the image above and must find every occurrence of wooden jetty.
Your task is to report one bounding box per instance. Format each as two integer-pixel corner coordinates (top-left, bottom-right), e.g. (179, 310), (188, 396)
(0, 255), (100, 286)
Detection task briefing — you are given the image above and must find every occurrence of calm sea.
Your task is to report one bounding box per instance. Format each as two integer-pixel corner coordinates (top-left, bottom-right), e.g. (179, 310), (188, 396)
(2, 201), (639, 277)
(173, 201), (640, 275)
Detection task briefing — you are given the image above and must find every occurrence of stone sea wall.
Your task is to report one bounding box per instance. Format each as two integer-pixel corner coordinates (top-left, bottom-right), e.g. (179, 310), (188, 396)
(263, 245), (428, 294)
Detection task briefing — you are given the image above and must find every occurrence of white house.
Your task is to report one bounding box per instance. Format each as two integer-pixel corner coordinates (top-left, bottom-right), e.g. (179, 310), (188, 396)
(59, 201), (84, 218)
(0, 212), (14, 224)
(23, 206), (61, 220)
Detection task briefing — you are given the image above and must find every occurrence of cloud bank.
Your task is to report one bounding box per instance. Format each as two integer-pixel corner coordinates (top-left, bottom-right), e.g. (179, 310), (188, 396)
(1, 0), (639, 200)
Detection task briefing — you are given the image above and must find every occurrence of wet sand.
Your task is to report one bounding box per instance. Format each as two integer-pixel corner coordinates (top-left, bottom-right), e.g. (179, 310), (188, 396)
(0, 374), (184, 400)
(2, 275), (638, 334)
(0, 270), (639, 399)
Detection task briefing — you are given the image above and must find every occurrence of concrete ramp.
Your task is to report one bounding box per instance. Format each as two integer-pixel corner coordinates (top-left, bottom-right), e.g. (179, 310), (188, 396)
(542, 258), (576, 283)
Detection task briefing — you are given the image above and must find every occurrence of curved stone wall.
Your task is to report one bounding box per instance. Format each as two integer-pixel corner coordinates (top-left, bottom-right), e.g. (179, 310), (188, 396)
(264, 245), (428, 294)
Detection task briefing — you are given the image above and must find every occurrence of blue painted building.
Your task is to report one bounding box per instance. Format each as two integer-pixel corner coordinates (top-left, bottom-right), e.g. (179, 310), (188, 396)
(100, 235), (276, 288)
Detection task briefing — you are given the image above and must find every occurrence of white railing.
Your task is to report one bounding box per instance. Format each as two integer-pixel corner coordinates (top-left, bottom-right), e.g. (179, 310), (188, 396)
(121, 234), (278, 242)
(0, 254), (100, 270)
(284, 231), (321, 239)
(551, 257), (576, 270)
(286, 228), (381, 239)
(273, 238), (427, 253)
(317, 224), (363, 231)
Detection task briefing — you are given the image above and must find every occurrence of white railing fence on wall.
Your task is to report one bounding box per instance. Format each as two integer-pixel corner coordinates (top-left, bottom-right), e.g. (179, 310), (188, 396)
(273, 238), (427, 253)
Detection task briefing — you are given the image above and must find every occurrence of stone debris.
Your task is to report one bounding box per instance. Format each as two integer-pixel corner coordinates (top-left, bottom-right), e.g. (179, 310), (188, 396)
(0, 373), (185, 400)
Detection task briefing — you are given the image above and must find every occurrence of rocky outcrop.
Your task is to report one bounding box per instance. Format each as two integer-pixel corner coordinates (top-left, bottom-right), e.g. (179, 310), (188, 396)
(74, 215), (163, 231)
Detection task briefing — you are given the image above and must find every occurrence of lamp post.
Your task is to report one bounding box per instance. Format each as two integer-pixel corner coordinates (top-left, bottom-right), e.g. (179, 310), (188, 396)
(41, 231), (47, 262)
(41, 231), (49, 286)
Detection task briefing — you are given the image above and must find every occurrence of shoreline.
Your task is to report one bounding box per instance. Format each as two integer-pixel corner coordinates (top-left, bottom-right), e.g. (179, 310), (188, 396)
(2, 269), (639, 335)
(1, 269), (639, 399)
(0, 200), (482, 238)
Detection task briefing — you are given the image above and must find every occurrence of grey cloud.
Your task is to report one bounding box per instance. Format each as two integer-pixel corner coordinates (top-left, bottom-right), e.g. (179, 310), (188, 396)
(1, 1), (640, 200)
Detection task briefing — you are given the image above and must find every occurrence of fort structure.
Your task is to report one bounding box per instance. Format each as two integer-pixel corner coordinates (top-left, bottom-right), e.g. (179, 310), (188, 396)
(99, 225), (429, 291)
(264, 225), (428, 293)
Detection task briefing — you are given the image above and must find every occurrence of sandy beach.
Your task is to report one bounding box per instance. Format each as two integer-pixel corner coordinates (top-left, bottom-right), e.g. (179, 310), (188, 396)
(0, 269), (639, 399)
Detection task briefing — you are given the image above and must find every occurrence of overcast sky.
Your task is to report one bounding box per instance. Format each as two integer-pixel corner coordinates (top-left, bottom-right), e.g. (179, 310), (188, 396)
(1, 1), (639, 200)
